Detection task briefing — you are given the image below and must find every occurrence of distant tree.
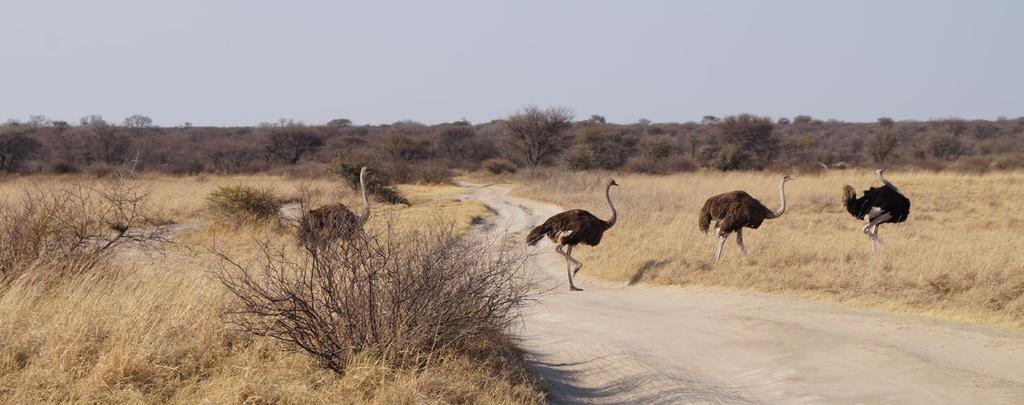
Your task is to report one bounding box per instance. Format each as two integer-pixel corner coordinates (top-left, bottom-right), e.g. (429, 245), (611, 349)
(0, 130), (42, 171)
(877, 117), (895, 128)
(868, 131), (899, 164)
(384, 133), (432, 161)
(940, 119), (968, 137)
(326, 118), (352, 130)
(78, 115), (132, 164)
(52, 120), (69, 135)
(776, 117), (791, 125)
(123, 114), (153, 136)
(265, 125), (324, 164)
(973, 122), (1000, 139)
(568, 125), (636, 170)
(437, 125), (476, 160)
(589, 114), (606, 124)
(504, 106), (574, 171)
(711, 114), (777, 170)
(80, 114), (107, 127)
(27, 115), (50, 128)
(636, 118), (652, 126)
(793, 115), (813, 125)
(642, 136), (674, 159)
(701, 115), (719, 125)
(929, 135), (966, 160)
(646, 125), (665, 135)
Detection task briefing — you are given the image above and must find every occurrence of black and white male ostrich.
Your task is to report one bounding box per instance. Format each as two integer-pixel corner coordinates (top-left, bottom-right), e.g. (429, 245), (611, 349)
(297, 166), (370, 248)
(842, 169), (910, 254)
(526, 179), (619, 291)
(698, 175), (793, 262)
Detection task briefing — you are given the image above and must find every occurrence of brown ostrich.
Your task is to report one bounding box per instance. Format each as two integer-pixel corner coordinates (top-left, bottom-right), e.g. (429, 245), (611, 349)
(698, 175), (793, 262)
(526, 179), (619, 291)
(297, 166), (370, 248)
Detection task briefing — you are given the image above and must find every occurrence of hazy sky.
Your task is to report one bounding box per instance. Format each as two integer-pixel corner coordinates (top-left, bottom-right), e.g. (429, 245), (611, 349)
(2, 1), (1022, 126)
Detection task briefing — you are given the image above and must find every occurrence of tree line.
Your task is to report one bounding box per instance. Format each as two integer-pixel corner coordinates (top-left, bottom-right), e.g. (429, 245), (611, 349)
(1, 109), (1022, 179)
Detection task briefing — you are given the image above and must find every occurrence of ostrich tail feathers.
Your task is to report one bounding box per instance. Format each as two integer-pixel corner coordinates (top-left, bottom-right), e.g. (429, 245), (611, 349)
(526, 223), (550, 246)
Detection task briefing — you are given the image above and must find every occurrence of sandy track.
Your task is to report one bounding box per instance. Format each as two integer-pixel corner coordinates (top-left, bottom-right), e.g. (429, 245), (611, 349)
(462, 184), (1024, 405)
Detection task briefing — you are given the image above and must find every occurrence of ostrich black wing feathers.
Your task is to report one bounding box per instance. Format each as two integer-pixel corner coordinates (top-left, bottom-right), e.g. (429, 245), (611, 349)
(845, 185), (910, 224)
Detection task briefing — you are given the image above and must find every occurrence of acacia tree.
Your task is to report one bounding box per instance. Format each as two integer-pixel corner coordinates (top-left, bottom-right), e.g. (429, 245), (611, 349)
(868, 127), (899, 165)
(504, 106), (573, 171)
(265, 124), (324, 165)
(712, 114), (777, 170)
(123, 115), (153, 136)
(0, 130), (42, 171)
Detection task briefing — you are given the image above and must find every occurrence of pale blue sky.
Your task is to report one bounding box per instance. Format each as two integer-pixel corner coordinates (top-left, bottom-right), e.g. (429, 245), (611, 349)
(1, 1), (1021, 126)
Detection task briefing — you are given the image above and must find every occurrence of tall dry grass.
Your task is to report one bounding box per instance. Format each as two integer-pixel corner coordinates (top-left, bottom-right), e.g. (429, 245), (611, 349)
(0, 174), (544, 404)
(510, 169), (1024, 328)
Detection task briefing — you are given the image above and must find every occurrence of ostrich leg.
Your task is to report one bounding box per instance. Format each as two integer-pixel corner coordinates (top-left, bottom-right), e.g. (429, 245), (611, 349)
(864, 212), (893, 255)
(567, 246), (583, 275)
(714, 233), (729, 262)
(736, 229), (749, 256)
(555, 245), (583, 291)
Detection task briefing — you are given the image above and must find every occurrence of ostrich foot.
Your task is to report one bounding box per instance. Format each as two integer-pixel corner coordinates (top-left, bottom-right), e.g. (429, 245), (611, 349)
(570, 285), (584, 292)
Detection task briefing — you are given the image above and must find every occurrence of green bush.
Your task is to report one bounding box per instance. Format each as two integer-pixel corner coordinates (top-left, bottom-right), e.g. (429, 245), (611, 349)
(207, 185), (283, 223)
(334, 162), (411, 206)
(482, 158), (517, 175)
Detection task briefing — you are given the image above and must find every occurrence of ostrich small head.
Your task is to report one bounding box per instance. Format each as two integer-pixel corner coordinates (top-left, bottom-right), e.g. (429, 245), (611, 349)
(609, 179), (619, 187)
(360, 166), (368, 176)
(875, 168), (885, 176)
(842, 184), (856, 201)
(782, 175), (794, 182)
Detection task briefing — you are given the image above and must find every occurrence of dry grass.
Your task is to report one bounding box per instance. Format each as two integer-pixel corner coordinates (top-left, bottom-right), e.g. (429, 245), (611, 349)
(0, 174), (543, 404)
(506, 169), (1024, 329)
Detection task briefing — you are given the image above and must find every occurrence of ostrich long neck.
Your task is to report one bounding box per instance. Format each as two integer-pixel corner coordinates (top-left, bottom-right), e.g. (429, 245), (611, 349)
(878, 172), (903, 195)
(358, 169), (370, 223)
(605, 183), (617, 227)
(769, 179), (787, 219)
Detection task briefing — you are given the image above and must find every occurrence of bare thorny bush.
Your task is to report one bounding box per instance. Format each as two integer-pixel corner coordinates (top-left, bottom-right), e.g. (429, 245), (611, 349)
(214, 219), (534, 374)
(0, 170), (167, 286)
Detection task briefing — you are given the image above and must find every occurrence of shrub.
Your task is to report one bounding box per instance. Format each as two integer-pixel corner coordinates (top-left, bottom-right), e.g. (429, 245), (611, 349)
(215, 221), (531, 373)
(624, 155), (698, 174)
(0, 173), (165, 286)
(207, 185), (283, 224)
(482, 158), (517, 175)
(49, 162), (80, 174)
(334, 162), (411, 206)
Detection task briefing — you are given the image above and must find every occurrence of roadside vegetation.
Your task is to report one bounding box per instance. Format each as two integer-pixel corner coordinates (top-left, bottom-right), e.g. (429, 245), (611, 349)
(0, 173), (543, 404)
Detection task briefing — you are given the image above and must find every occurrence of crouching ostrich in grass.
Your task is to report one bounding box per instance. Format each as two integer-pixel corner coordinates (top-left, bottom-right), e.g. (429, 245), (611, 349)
(527, 179), (619, 291)
(842, 169), (910, 254)
(297, 166), (370, 248)
(698, 175), (793, 262)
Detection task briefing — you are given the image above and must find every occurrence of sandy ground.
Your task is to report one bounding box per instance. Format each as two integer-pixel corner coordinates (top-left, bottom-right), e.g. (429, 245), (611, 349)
(462, 184), (1024, 405)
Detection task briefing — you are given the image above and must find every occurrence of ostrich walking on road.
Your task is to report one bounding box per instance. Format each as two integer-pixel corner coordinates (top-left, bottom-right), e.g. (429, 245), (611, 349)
(298, 166), (371, 248)
(698, 175), (793, 262)
(842, 169), (910, 254)
(527, 179), (619, 291)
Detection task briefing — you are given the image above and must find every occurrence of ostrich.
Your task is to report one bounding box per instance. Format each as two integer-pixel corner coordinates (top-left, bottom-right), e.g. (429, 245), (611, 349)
(526, 179), (619, 291)
(842, 169), (910, 254)
(698, 175), (793, 262)
(297, 166), (370, 248)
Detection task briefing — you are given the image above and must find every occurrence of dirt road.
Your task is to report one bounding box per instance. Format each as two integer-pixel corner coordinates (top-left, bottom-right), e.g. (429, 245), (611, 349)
(462, 184), (1024, 404)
